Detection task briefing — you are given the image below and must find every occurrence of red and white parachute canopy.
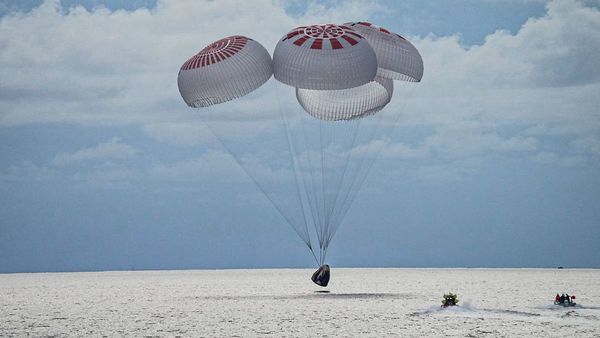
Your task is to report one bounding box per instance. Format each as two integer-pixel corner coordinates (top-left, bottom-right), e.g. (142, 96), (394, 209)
(177, 23), (422, 121)
(177, 35), (272, 108)
(273, 24), (378, 90)
(345, 22), (423, 82)
(272, 24), (393, 120)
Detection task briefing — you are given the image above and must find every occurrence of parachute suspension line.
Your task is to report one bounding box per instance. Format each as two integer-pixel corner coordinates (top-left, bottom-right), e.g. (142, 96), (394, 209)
(320, 246), (324, 266)
(320, 121), (340, 260)
(319, 118), (336, 265)
(320, 119), (331, 257)
(310, 247), (319, 265)
(323, 120), (336, 247)
(298, 113), (325, 264)
(311, 117), (365, 252)
(326, 129), (387, 247)
(324, 118), (362, 248)
(324, 118), (375, 249)
(278, 97), (316, 258)
(312, 117), (367, 266)
(325, 86), (419, 247)
(201, 118), (313, 251)
(329, 115), (387, 243)
(319, 120), (327, 252)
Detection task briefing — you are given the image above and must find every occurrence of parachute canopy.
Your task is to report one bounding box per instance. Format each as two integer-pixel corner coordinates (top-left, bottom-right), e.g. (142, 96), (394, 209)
(177, 35), (273, 108)
(273, 24), (377, 90)
(296, 75), (393, 121)
(345, 22), (423, 82)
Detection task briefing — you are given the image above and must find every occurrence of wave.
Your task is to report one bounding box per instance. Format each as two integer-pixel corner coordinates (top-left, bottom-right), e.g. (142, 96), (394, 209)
(409, 303), (476, 316)
(411, 303), (541, 318)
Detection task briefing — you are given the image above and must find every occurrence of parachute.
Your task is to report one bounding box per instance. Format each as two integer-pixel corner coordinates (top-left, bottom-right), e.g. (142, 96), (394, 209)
(296, 75), (393, 121)
(178, 35), (272, 107)
(273, 24), (377, 90)
(344, 22), (424, 82)
(177, 23), (423, 282)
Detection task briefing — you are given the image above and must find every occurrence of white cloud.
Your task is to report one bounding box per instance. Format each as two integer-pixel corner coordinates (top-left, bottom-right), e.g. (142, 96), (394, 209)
(0, 0), (380, 127)
(413, 158), (482, 183)
(533, 151), (586, 166)
(52, 137), (137, 166)
(72, 165), (136, 187)
(362, 128), (537, 161)
(422, 129), (538, 159)
(0, 160), (56, 181)
(381, 142), (430, 159)
(390, 0), (600, 168)
(142, 122), (214, 146)
(0, 0), (598, 180)
(147, 150), (243, 181)
(572, 135), (600, 156)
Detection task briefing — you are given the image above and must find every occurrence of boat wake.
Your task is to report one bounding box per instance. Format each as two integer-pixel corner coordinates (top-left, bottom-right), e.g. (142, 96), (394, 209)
(411, 304), (540, 318)
(409, 303), (476, 316)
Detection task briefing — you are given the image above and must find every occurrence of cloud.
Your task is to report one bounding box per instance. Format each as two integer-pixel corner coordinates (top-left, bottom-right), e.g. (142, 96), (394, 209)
(0, 0), (379, 127)
(412, 0), (600, 89)
(142, 122), (214, 146)
(147, 150), (241, 181)
(0, 160), (56, 181)
(533, 151), (586, 166)
(389, 0), (600, 169)
(0, 0), (598, 182)
(356, 127), (537, 161)
(71, 164), (137, 188)
(52, 137), (137, 166)
(572, 135), (600, 156)
(422, 129), (538, 159)
(381, 142), (430, 159)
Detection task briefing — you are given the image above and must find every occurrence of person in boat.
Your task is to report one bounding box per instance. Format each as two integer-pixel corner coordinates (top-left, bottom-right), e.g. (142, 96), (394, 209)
(442, 293), (458, 307)
(555, 293), (561, 303)
(560, 294), (565, 303)
(565, 294), (571, 303)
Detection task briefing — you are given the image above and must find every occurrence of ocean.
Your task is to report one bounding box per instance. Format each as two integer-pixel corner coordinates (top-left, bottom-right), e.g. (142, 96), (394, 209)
(1, 268), (599, 337)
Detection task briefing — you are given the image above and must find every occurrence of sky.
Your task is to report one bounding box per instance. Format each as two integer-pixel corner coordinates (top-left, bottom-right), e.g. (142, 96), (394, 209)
(0, 0), (599, 273)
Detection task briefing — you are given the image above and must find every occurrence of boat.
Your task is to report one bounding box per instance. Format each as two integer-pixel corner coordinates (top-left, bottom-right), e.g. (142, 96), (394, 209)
(441, 292), (459, 307)
(554, 301), (577, 307)
(441, 303), (458, 308)
(553, 294), (576, 306)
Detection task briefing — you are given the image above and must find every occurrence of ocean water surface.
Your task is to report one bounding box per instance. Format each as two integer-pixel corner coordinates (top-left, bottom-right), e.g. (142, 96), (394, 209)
(1, 268), (599, 337)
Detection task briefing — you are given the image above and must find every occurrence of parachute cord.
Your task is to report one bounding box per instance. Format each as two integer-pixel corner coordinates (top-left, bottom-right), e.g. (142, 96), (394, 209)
(319, 247), (323, 266)
(278, 97), (313, 251)
(319, 120), (327, 249)
(278, 100), (322, 266)
(326, 134), (378, 244)
(310, 246), (319, 265)
(326, 117), (381, 244)
(323, 119), (336, 242)
(201, 119), (313, 251)
(325, 86), (418, 247)
(287, 110), (322, 257)
(321, 119), (331, 249)
(325, 118), (361, 245)
(298, 110), (324, 254)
